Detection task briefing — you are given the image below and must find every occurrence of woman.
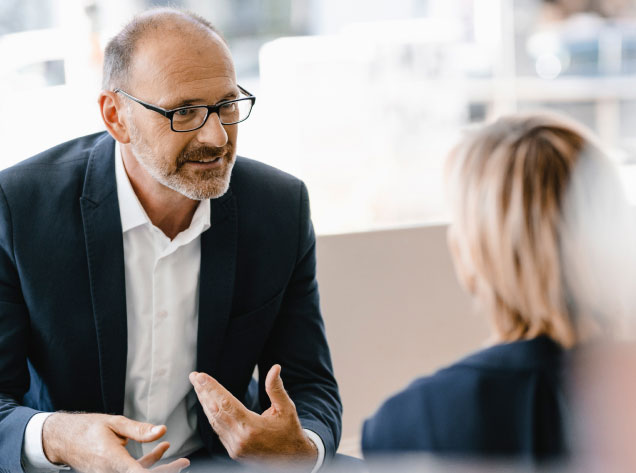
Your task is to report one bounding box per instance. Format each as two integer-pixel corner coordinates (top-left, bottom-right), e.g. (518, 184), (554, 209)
(362, 113), (630, 462)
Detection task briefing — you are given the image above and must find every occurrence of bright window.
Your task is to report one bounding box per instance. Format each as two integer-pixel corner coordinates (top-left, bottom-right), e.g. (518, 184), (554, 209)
(1, 0), (635, 234)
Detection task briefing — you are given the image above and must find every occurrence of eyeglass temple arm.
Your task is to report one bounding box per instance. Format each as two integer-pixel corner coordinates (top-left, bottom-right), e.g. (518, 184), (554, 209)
(238, 84), (255, 99)
(114, 88), (171, 117)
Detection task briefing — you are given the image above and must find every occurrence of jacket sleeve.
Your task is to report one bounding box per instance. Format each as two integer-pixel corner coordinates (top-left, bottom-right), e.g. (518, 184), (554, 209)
(257, 181), (342, 459)
(0, 183), (41, 473)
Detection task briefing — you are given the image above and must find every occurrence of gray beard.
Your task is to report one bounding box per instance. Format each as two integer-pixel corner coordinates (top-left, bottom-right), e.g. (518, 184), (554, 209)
(128, 123), (235, 200)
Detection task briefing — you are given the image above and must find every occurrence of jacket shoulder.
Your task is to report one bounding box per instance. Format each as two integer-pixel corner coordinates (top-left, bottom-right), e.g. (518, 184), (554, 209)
(0, 132), (109, 188)
(232, 156), (303, 193)
(363, 338), (566, 455)
(362, 372), (444, 452)
(454, 336), (564, 373)
(229, 157), (308, 225)
(0, 132), (111, 218)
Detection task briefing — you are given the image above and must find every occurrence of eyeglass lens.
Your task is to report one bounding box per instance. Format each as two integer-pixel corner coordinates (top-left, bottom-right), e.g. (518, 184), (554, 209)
(172, 99), (252, 131)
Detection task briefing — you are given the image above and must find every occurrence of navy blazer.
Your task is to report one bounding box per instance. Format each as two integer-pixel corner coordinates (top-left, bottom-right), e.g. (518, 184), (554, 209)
(0, 132), (342, 472)
(362, 336), (566, 461)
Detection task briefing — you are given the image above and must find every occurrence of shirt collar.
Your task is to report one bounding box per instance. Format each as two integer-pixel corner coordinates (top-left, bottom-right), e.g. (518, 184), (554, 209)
(115, 141), (147, 233)
(114, 140), (211, 237)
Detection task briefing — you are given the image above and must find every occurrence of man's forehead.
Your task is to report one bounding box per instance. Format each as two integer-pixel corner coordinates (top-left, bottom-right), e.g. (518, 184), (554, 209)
(159, 81), (239, 108)
(128, 27), (236, 102)
(134, 73), (238, 108)
(136, 25), (231, 65)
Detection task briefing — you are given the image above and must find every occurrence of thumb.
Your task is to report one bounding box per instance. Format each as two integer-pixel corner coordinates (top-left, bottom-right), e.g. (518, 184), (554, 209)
(265, 364), (293, 412)
(110, 416), (167, 443)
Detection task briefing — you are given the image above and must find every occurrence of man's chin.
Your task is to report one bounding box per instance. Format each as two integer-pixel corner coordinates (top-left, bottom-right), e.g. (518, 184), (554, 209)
(163, 158), (235, 200)
(175, 180), (230, 200)
(172, 173), (233, 200)
(202, 180), (231, 200)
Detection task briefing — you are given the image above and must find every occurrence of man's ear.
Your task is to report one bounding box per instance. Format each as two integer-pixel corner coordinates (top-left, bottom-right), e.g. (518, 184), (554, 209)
(98, 91), (131, 143)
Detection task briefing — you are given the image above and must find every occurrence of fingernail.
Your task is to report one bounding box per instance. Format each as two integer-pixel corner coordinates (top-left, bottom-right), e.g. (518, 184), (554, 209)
(197, 373), (208, 386)
(151, 425), (163, 434)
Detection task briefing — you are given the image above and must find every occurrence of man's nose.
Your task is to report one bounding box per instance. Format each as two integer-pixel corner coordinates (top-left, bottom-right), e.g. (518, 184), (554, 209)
(196, 112), (228, 147)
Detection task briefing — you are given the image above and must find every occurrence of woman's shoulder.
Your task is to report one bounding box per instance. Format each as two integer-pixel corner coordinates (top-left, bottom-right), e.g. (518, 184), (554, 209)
(362, 336), (566, 454)
(451, 336), (565, 374)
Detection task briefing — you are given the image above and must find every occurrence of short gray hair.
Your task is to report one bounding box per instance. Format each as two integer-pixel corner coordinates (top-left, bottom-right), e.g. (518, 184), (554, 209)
(102, 7), (224, 91)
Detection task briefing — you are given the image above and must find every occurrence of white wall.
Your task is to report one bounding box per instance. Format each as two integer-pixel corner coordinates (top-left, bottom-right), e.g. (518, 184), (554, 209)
(316, 224), (491, 456)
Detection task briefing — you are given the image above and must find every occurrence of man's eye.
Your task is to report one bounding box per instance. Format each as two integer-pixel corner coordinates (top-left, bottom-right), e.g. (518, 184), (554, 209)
(176, 109), (192, 116)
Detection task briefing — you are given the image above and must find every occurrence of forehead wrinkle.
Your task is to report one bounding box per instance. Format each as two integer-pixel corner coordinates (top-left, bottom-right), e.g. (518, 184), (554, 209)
(129, 31), (235, 100)
(150, 64), (236, 103)
(156, 60), (235, 83)
(135, 40), (232, 73)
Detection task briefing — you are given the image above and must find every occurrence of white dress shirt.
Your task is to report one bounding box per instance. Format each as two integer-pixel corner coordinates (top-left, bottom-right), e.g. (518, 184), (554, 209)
(22, 143), (324, 471)
(116, 141), (209, 459)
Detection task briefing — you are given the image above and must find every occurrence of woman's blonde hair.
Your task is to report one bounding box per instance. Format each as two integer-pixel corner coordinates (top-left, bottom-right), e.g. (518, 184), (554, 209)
(445, 112), (616, 348)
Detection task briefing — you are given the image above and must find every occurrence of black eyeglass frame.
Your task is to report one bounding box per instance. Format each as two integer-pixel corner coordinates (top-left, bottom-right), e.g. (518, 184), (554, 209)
(114, 85), (256, 132)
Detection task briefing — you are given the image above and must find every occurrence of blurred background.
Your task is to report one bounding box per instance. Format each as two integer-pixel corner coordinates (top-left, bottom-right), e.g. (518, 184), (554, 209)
(3, 0), (636, 458)
(2, 0), (636, 235)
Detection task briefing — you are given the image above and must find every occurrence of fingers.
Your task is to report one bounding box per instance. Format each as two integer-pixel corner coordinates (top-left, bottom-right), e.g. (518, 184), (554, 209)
(189, 372), (250, 427)
(138, 442), (170, 468)
(151, 458), (190, 473)
(124, 439), (189, 473)
(265, 364), (294, 413)
(109, 416), (167, 443)
(109, 444), (150, 473)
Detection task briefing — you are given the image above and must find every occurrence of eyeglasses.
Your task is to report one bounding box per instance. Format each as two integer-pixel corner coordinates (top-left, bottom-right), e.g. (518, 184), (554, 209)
(114, 85), (256, 132)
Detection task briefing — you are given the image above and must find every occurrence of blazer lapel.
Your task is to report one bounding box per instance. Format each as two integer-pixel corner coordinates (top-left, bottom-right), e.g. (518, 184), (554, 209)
(79, 134), (128, 415)
(196, 190), (238, 377)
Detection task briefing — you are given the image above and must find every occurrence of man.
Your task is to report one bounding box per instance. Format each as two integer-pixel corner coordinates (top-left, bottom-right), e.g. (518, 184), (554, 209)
(0, 8), (341, 473)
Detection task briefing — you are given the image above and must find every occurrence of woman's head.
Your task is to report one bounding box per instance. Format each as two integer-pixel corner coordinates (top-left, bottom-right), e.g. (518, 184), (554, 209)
(446, 112), (628, 348)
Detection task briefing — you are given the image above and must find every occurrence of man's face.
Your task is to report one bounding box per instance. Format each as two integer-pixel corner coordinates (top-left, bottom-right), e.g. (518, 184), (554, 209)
(123, 27), (239, 200)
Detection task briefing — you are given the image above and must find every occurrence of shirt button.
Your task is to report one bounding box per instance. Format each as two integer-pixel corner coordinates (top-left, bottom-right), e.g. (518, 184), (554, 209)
(157, 310), (168, 320)
(156, 368), (167, 378)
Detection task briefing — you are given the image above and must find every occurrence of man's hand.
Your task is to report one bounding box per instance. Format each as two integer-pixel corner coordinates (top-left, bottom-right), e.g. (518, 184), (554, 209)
(42, 412), (190, 473)
(189, 365), (318, 469)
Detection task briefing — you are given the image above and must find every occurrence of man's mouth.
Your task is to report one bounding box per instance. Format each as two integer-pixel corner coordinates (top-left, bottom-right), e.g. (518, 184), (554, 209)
(178, 145), (232, 169)
(189, 156), (222, 164)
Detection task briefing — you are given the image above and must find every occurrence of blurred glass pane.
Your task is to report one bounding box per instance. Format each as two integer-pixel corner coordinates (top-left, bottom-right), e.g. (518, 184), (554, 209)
(0, 0), (54, 35)
(1, 0), (635, 234)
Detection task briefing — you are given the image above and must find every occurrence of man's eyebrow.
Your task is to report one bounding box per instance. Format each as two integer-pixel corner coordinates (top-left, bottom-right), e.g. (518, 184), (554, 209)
(175, 98), (205, 107)
(168, 92), (239, 109)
